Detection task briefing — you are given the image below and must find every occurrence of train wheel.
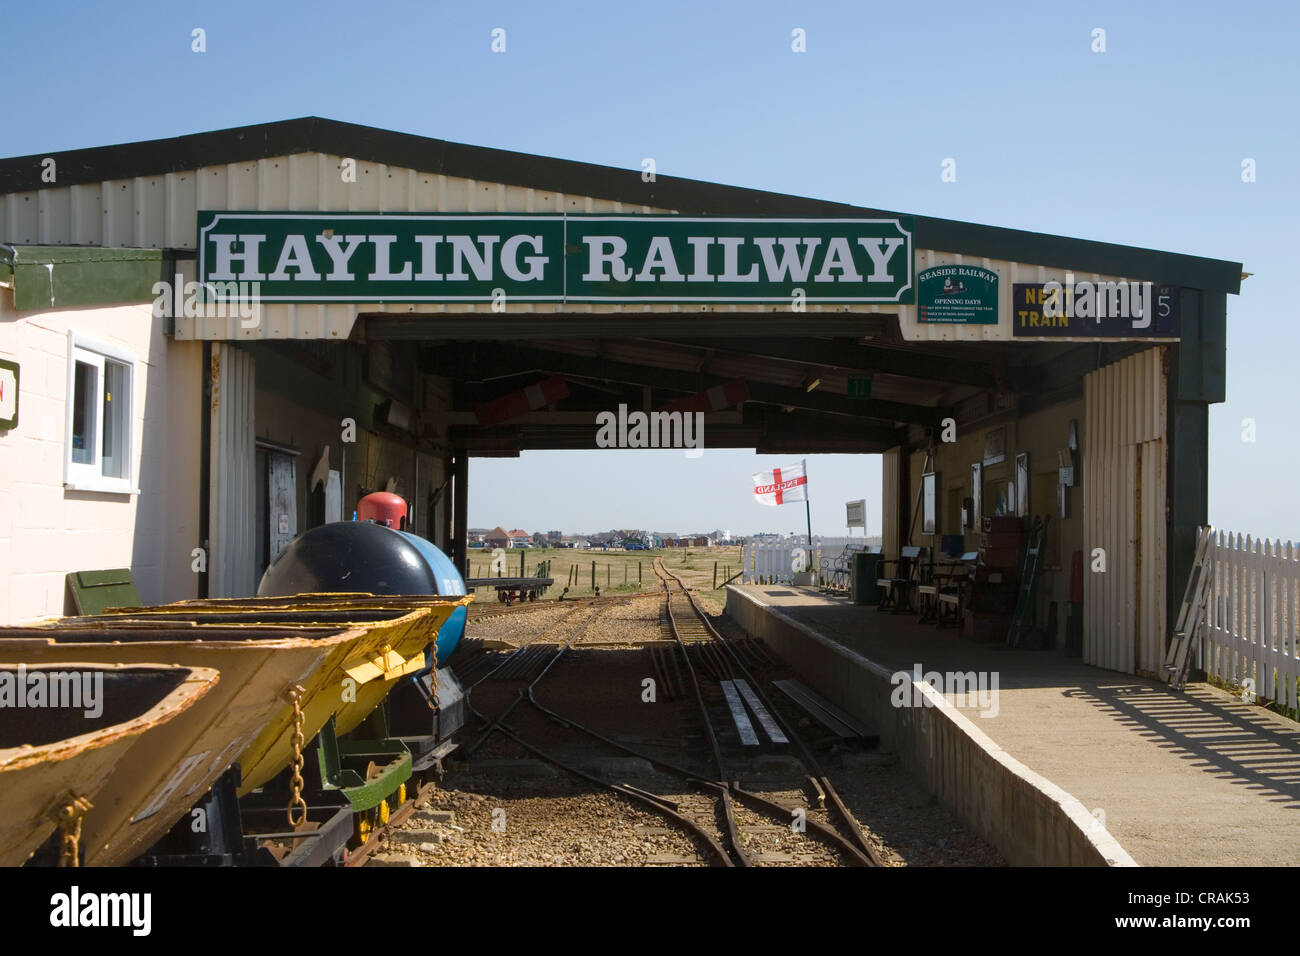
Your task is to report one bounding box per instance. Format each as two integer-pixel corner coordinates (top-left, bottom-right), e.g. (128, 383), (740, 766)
(397, 783), (407, 807)
(356, 812), (373, 846)
(377, 799), (391, 827)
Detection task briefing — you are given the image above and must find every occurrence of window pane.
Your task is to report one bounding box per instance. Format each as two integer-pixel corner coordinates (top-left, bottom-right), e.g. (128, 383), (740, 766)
(102, 360), (130, 479)
(72, 360), (97, 465)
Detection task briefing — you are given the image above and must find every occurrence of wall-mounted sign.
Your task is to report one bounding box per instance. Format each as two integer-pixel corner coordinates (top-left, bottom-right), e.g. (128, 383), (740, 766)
(196, 213), (915, 305)
(846, 499), (866, 529)
(0, 358), (17, 430)
(917, 265), (998, 324)
(1012, 281), (1179, 338)
(983, 427), (1006, 467)
(921, 472), (938, 535)
(847, 375), (872, 399)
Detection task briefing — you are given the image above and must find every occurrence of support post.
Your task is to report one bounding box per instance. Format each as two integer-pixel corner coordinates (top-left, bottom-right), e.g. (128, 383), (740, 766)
(440, 454), (454, 558)
(451, 451), (468, 578)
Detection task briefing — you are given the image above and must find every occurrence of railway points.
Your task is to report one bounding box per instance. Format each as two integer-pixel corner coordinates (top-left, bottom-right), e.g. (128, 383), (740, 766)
(368, 562), (1002, 867)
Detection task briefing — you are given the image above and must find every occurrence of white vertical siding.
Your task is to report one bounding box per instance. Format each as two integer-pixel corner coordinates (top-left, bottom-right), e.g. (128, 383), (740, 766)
(208, 343), (257, 598)
(1083, 347), (1167, 675)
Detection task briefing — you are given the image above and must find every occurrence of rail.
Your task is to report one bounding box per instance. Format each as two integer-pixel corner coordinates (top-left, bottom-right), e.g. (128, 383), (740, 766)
(652, 558), (884, 866)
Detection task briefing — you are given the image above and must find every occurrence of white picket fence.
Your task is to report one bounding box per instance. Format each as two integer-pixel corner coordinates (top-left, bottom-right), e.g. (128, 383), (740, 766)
(1199, 530), (1300, 711)
(742, 537), (881, 584)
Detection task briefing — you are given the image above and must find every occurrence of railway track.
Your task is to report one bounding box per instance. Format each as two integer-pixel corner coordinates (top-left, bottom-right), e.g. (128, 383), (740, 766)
(651, 558), (884, 867)
(466, 591), (652, 622)
(435, 563), (886, 867)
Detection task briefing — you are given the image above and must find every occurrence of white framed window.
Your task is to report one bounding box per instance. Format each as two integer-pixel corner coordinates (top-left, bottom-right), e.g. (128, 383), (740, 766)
(64, 332), (137, 494)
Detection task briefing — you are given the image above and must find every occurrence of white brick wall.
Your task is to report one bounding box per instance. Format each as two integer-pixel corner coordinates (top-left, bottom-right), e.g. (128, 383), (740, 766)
(0, 294), (201, 622)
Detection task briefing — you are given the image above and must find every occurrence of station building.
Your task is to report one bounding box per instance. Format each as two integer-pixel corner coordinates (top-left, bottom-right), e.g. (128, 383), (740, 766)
(0, 118), (1239, 681)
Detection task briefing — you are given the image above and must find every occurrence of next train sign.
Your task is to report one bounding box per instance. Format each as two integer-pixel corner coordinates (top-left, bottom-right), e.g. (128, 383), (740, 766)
(1012, 279), (1180, 338)
(196, 213), (914, 305)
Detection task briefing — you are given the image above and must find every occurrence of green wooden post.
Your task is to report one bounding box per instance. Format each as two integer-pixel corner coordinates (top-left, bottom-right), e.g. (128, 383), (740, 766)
(638, 562), (642, 584)
(606, 565), (611, 587)
(591, 561), (596, 589)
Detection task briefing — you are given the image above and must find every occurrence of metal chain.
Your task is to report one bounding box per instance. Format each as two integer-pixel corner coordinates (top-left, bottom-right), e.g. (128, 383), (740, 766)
(52, 795), (93, 867)
(286, 684), (308, 827)
(429, 646), (440, 708)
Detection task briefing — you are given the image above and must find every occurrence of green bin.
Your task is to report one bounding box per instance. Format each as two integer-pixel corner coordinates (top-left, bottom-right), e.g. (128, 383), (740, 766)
(850, 551), (884, 605)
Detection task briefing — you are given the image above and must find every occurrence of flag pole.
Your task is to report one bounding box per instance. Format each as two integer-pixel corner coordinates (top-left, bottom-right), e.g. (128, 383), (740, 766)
(803, 459), (813, 571)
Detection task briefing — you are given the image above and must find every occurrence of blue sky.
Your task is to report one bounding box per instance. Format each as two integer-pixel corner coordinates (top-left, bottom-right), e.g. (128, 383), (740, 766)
(4, 0), (1296, 538)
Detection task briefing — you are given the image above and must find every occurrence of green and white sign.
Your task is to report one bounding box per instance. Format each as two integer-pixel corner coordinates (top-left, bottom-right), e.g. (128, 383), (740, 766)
(917, 265), (999, 325)
(196, 213), (914, 305)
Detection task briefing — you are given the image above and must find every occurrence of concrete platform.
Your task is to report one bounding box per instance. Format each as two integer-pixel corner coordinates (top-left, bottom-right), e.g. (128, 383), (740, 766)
(728, 585), (1300, 867)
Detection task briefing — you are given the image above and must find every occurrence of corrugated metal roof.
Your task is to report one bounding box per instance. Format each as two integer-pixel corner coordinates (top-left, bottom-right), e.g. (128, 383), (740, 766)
(0, 153), (902, 339)
(0, 117), (1243, 294)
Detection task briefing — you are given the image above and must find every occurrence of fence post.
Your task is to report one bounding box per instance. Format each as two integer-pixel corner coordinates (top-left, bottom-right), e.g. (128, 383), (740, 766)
(591, 561), (596, 589)
(713, 561), (718, 589)
(1259, 537), (1270, 700)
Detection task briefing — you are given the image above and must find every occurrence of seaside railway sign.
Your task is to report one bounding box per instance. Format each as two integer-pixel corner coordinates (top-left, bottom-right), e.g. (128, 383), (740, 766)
(197, 212), (914, 305)
(916, 265), (998, 325)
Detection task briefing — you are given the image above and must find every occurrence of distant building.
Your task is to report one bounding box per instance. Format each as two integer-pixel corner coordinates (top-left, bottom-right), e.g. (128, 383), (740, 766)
(508, 529), (531, 548)
(547, 530), (563, 543)
(532, 531), (549, 546)
(485, 526), (510, 549)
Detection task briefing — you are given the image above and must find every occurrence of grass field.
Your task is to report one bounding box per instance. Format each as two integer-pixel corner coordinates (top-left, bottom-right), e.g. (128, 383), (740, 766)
(466, 545), (742, 614)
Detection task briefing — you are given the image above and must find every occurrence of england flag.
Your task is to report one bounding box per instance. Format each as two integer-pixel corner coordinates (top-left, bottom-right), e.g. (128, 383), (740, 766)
(753, 460), (809, 506)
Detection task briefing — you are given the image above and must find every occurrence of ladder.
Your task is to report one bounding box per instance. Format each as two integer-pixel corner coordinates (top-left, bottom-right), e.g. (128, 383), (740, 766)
(1163, 526), (1215, 689)
(1007, 516), (1049, 648)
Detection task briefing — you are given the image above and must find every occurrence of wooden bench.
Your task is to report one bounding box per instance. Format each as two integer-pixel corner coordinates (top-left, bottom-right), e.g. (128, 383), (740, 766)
(917, 551), (975, 623)
(876, 546), (927, 613)
(820, 542), (869, 593)
(932, 551), (980, 627)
